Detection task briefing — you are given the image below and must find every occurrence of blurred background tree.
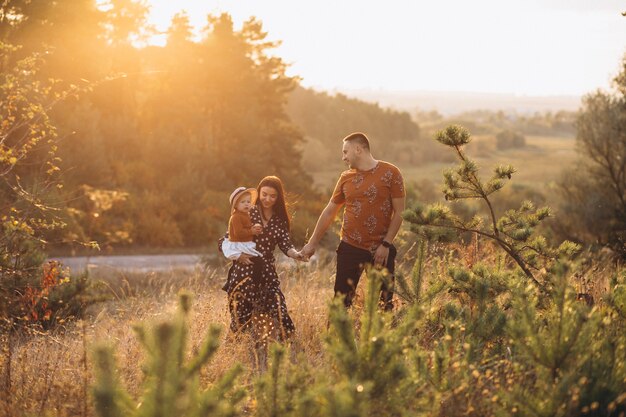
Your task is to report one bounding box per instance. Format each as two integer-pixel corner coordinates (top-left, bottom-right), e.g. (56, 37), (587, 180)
(556, 55), (626, 257)
(0, 0), (603, 258)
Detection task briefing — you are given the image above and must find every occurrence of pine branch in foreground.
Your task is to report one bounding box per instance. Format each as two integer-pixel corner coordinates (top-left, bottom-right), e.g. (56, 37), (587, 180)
(91, 291), (245, 417)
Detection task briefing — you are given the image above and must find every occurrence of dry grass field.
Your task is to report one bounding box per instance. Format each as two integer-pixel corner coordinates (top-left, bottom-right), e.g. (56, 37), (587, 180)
(311, 135), (577, 195)
(2, 239), (623, 417)
(3, 132), (624, 417)
(0, 258), (337, 417)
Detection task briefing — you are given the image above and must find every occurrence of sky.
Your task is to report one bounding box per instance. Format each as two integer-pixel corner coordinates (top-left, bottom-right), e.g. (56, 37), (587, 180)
(144, 0), (626, 97)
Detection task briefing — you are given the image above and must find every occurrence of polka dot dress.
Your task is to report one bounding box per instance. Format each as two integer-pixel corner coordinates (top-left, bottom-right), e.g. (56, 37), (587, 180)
(219, 205), (296, 341)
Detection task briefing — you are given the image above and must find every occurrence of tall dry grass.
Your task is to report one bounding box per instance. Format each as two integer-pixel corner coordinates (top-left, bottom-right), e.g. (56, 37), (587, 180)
(0, 253), (339, 417)
(0, 245), (620, 417)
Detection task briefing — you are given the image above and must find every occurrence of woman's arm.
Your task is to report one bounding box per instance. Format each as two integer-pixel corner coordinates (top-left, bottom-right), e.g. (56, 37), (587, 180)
(276, 219), (297, 257)
(286, 247), (303, 260)
(217, 232), (228, 253)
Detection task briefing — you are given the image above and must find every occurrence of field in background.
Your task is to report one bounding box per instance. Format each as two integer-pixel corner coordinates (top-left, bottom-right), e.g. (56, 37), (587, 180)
(310, 135), (577, 197)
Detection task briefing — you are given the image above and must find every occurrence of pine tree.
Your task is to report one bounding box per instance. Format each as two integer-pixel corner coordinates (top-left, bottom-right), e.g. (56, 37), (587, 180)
(443, 264), (510, 357)
(499, 261), (626, 417)
(403, 125), (580, 286)
(92, 292), (245, 417)
(323, 268), (433, 417)
(394, 238), (428, 305)
(254, 344), (318, 417)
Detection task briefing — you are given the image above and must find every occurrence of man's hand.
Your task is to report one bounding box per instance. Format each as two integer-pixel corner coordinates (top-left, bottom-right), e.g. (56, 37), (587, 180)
(373, 244), (390, 267)
(288, 248), (309, 262)
(300, 242), (317, 259)
(301, 201), (341, 260)
(252, 223), (263, 235)
(236, 253), (254, 265)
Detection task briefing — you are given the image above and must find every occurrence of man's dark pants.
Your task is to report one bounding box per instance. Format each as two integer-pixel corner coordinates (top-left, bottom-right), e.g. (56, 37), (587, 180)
(335, 240), (397, 311)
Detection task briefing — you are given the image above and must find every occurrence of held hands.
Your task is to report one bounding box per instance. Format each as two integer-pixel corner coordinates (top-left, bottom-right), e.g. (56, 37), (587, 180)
(288, 248), (309, 262)
(300, 242), (317, 260)
(251, 223), (263, 235)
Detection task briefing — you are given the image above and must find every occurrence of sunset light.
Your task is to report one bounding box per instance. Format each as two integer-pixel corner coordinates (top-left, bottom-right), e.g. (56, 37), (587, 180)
(2, 1), (626, 415)
(143, 0), (626, 96)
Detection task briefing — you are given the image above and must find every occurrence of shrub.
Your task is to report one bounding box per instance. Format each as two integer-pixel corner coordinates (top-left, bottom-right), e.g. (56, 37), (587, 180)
(495, 130), (526, 150)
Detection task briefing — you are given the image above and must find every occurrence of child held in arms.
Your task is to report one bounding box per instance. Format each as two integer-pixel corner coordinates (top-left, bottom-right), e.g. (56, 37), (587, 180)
(221, 187), (263, 271)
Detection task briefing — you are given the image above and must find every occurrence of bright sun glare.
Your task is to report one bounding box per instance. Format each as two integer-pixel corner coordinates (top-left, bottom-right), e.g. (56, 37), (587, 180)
(143, 0), (626, 96)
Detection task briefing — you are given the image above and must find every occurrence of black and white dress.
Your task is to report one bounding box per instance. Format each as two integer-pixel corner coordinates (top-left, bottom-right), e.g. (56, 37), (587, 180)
(219, 205), (296, 340)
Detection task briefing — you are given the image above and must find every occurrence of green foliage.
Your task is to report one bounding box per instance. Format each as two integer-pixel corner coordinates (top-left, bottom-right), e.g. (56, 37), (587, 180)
(445, 264), (509, 348)
(2, 4), (320, 249)
(557, 54), (626, 256)
(612, 284), (626, 318)
(254, 343), (377, 417)
(324, 268), (432, 416)
(403, 125), (580, 285)
(0, 41), (97, 328)
(251, 269), (437, 417)
(1, 259), (96, 329)
(286, 86), (428, 169)
(1, 42), (60, 275)
(418, 108), (576, 138)
(92, 291), (245, 417)
(500, 261), (626, 417)
(394, 239), (428, 304)
(254, 345), (317, 417)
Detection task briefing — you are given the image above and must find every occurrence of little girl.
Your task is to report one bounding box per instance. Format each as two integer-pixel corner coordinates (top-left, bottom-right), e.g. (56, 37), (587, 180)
(221, 187), (263, 260)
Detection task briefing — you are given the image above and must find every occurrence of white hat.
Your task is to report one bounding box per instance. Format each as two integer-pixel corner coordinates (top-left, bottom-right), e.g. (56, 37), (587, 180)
(229, 187), (258, 210)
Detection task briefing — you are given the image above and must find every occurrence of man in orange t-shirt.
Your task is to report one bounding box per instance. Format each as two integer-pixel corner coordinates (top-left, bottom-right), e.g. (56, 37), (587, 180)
(301, 132), (406, 310)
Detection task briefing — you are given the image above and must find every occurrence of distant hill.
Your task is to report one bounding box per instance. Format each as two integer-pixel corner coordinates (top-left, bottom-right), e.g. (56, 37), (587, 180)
(333, 89), (582, 115)
(286, 86), (447, 171)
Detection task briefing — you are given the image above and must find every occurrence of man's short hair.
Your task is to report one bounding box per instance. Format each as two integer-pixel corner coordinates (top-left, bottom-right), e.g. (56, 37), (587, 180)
(343, 132), (370, 151)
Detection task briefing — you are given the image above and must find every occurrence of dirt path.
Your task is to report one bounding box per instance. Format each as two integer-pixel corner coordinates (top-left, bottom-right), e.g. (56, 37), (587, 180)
(50, 254), (212, 273)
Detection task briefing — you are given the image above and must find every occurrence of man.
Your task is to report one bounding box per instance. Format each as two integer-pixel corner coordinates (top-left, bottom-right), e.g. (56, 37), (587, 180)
(301, 132), (405, 310)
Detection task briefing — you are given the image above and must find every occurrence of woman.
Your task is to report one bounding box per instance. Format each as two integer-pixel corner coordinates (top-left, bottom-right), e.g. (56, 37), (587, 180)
(219, 176), (304, 342)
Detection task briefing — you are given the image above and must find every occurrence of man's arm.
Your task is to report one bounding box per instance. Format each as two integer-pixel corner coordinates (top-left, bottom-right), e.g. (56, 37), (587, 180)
(384, 196), (405, 243)
(301, 201), (342, 257)
(373, 196), (405, 266)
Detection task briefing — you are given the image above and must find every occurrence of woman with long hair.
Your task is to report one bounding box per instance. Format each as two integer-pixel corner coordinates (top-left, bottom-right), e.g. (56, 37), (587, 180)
(219, 176), (304, 345)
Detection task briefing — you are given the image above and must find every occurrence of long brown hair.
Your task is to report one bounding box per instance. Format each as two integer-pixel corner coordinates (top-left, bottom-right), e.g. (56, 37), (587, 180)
(257, 176), (291, 231)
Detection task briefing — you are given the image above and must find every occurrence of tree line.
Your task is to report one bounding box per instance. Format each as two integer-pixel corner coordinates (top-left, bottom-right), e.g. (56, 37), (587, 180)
(0, 1), (427, 254)
(1, 0), (625, 277)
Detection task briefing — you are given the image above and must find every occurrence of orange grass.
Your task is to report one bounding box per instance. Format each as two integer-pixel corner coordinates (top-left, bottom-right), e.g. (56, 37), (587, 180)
(0, 257), (337, 417)
(0, 246), (619, 417)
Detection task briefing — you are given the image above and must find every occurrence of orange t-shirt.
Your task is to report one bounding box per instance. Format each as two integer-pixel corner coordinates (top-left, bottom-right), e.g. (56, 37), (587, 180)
(228, 211), (255, 242)
(331, 161), (405, 252)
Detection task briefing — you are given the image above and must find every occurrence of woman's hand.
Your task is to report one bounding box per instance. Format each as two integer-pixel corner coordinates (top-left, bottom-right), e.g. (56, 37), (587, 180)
(288, 248), (308, 262)
(252, 223), (263, 235)
(236, 253), (254, 265)
(300, 242), (317, 259)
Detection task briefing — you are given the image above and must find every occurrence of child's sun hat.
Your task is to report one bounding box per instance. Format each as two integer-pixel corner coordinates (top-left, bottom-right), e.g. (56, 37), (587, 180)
(229, 187), (258, 211)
